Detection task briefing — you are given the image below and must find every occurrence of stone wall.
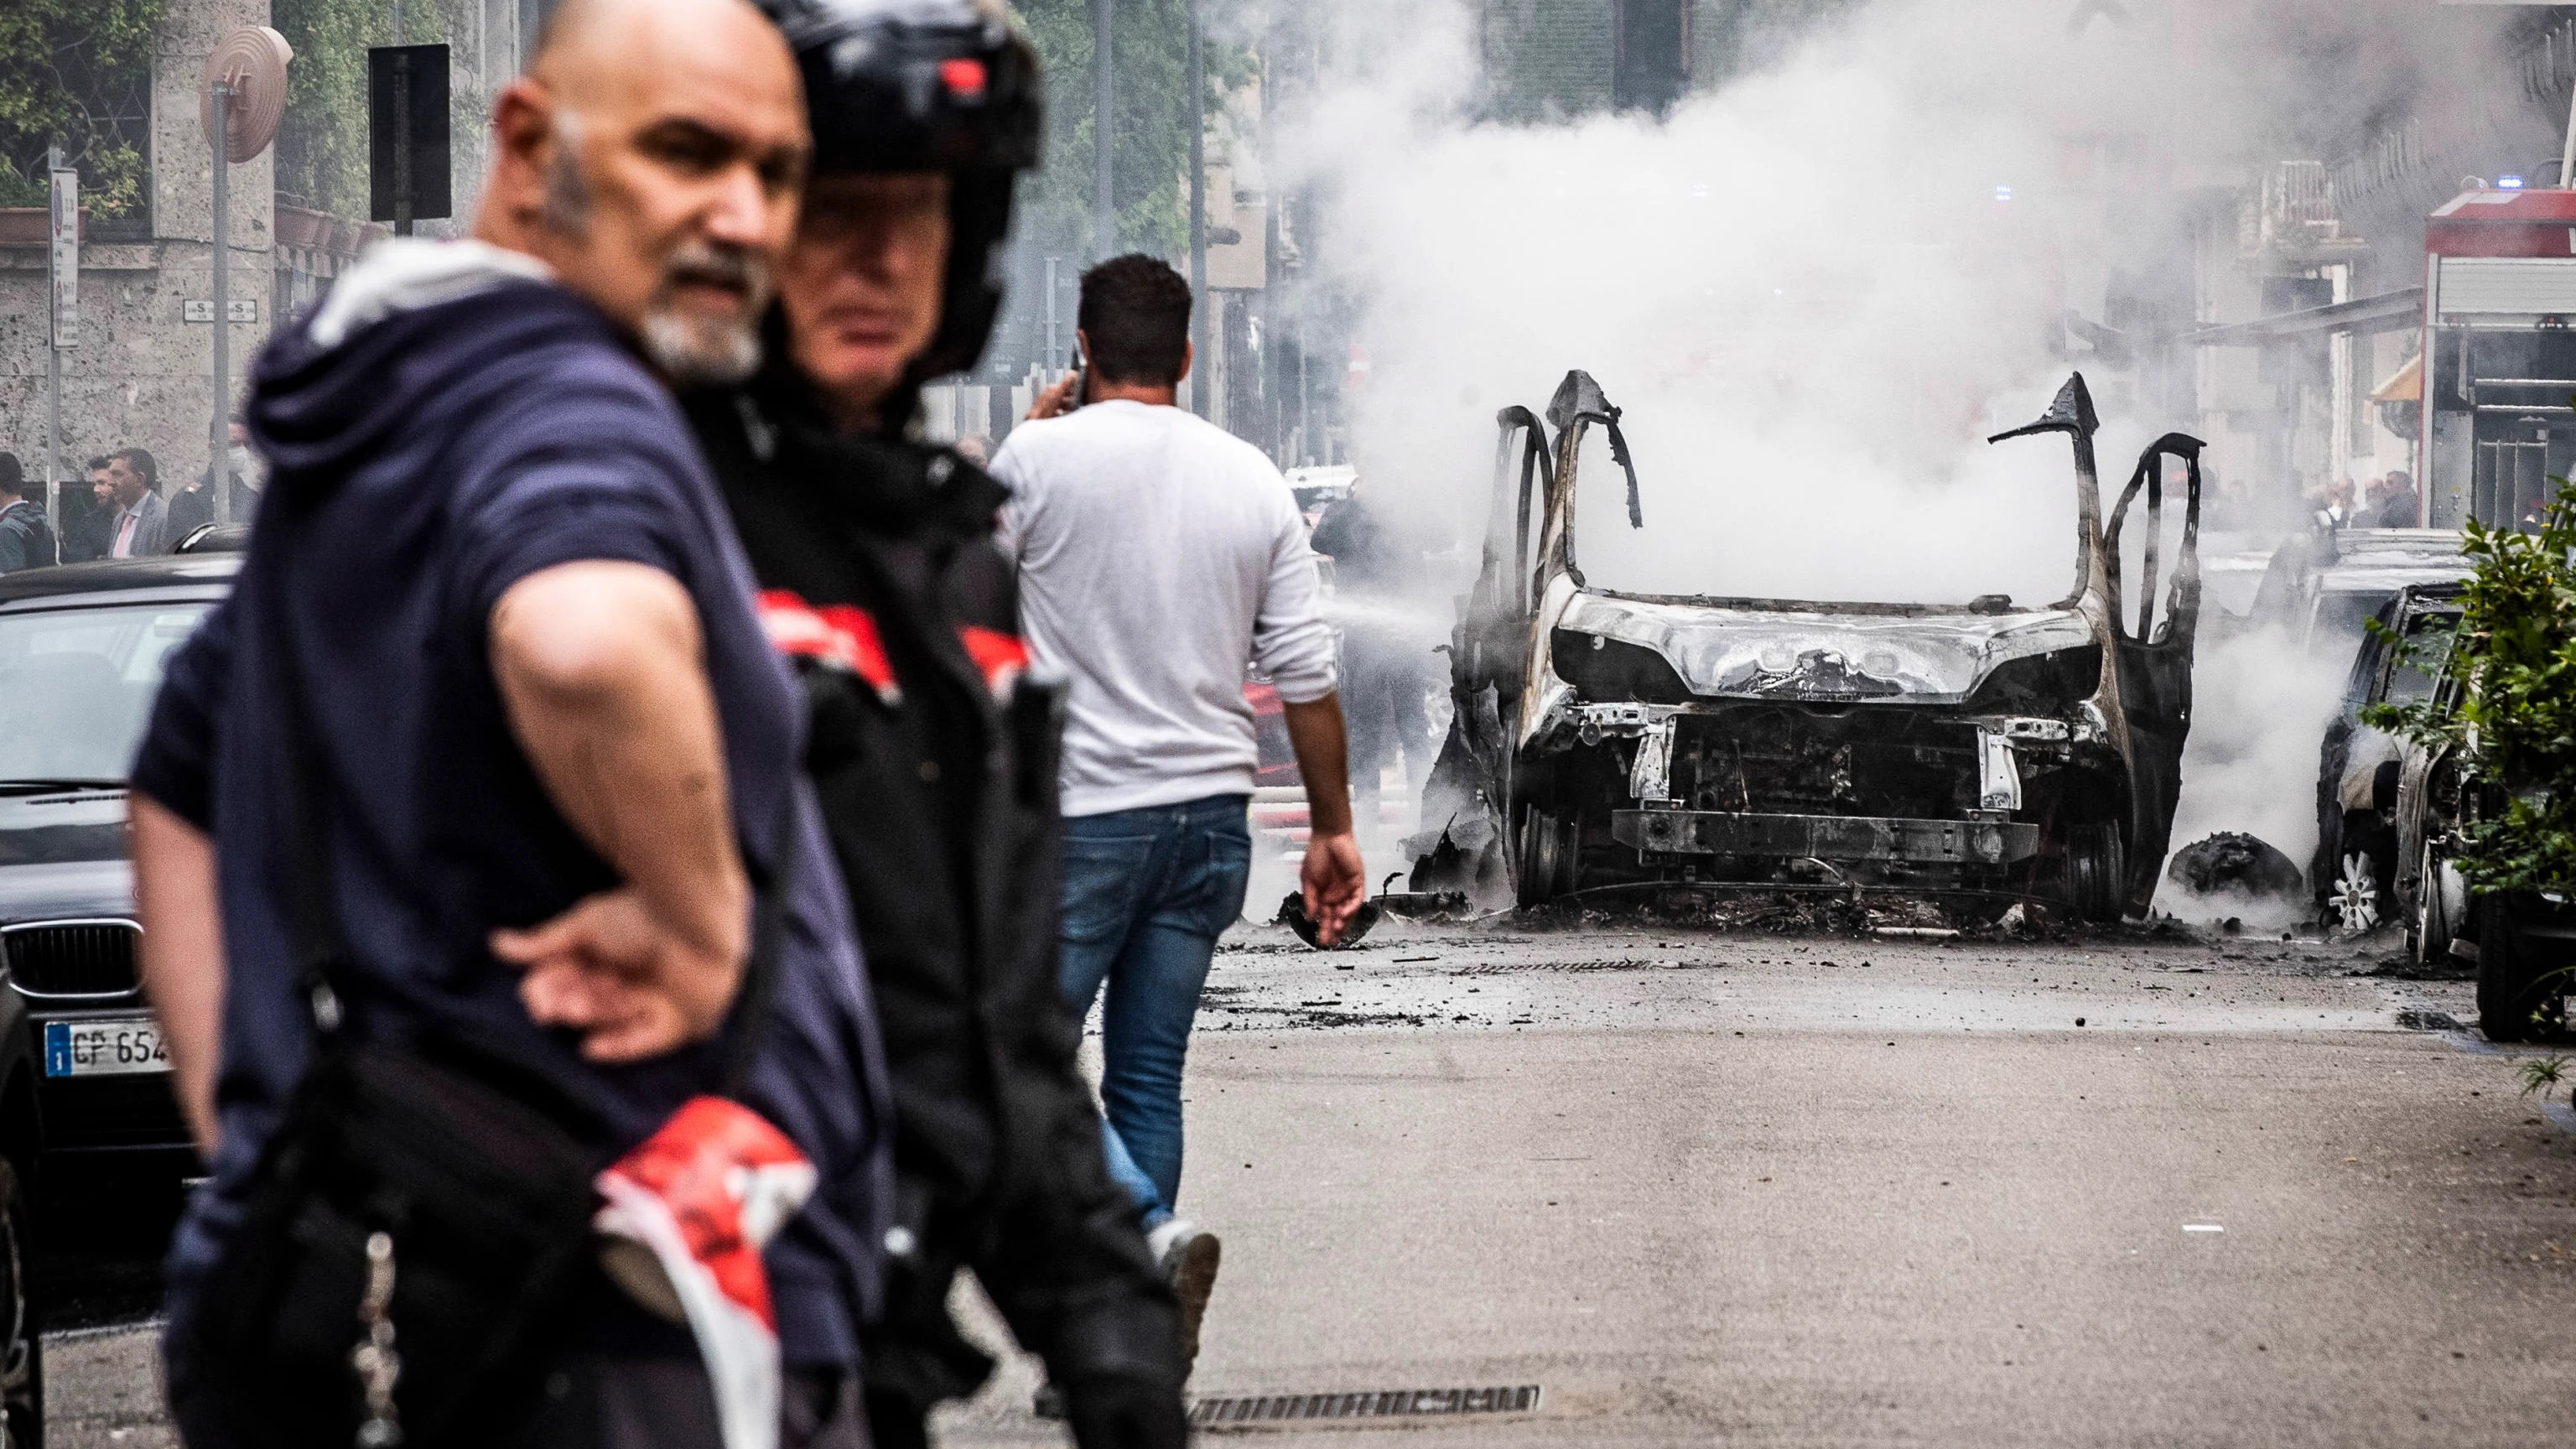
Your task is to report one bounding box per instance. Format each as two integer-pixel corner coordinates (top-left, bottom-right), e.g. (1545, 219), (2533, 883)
(0, 0), (276, 510)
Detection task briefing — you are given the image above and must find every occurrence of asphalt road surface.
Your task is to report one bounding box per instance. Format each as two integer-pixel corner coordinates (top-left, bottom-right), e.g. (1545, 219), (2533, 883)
(44, 916), (2576, 1448)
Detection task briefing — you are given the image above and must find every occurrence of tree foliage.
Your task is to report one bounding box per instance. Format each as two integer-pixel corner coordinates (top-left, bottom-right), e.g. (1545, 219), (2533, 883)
(1010, 0), (1254, 262)
(273, 0), (449, 218)
(0, 0), (165, 217)
(2368, 480), (2576, 893)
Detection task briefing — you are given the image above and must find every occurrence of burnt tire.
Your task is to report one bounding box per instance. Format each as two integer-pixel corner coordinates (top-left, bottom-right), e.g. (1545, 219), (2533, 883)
(0, 1160), (39, 1449)
(2065, 823), (2127, 924)
(2477, 898), (2563, 1045)
(1515, 807), (1576, 908)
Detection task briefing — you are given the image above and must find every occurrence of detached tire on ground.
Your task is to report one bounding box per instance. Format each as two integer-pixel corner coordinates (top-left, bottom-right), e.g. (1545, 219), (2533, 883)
(2477, 896), (2563, 1044)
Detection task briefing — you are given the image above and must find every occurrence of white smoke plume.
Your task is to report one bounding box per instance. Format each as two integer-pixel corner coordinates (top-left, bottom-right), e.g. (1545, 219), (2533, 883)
(1244, 0), (2491, 897)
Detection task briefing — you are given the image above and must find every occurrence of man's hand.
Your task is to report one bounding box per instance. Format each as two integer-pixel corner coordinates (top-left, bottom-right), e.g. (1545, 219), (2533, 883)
(1025, 371), (1080, 421)
(491, 887), (743, 1062)
(1279, 693), (1366, 946)
(1301, 829), (1368, 948)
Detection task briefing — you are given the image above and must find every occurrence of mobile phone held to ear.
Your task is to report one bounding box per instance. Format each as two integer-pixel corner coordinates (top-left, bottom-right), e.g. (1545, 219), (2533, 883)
(1070, 345), (1090, 408)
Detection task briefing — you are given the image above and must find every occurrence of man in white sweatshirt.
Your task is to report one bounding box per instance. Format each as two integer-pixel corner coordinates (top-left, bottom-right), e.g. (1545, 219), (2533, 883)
(991, 255), (1366, 1368)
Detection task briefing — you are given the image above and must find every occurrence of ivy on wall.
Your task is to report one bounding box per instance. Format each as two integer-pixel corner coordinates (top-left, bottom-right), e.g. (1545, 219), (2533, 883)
(0, 0), (165, 217)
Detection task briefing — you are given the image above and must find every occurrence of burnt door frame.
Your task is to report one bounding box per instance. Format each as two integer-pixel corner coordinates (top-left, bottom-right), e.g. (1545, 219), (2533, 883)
(2101, 433), (2207, 912)
(1411, 402), (1556, 889)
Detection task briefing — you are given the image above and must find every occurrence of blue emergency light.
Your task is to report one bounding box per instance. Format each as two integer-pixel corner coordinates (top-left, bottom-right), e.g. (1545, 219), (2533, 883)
(2501, 174), (2527, 190)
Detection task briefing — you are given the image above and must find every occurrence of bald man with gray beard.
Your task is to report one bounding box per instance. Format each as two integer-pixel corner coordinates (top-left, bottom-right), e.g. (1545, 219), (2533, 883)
(130, 2), (890, 1445)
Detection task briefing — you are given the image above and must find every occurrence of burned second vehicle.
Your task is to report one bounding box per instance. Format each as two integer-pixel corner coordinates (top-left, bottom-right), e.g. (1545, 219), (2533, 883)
(1409, 371), (2205, 921)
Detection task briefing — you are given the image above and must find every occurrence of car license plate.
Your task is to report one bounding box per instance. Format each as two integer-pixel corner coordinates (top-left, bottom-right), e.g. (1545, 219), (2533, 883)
(44, 1018), (169, 1078)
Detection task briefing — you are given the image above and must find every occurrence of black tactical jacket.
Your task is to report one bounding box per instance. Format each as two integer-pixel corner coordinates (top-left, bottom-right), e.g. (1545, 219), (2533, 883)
(684, 370), (1182, 1436)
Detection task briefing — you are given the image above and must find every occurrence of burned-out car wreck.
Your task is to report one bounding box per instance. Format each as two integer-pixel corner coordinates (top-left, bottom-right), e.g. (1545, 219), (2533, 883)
(1407, 371), (2205, 922)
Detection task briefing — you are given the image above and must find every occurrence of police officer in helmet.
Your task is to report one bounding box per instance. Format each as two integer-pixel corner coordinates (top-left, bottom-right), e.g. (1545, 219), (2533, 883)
(696, 3), (1188, 1445)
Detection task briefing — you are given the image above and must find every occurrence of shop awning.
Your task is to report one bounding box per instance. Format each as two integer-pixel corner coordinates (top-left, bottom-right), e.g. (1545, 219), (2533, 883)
(2371, 353), (2422, 405)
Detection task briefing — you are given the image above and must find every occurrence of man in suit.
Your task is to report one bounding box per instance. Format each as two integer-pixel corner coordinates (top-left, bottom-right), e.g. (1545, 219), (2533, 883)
(103, 448), (171, 558)
(57, 458), (115, 562)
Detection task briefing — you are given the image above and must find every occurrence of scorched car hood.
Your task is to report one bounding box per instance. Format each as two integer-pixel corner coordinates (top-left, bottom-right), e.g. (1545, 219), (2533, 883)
(1557, 592), (2097, 705)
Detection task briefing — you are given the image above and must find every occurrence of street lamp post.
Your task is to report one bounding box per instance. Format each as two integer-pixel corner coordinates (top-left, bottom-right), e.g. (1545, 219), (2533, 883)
(1187, 0), (1207, 418)
(45, 146), (75, 564)
(210, 80), (234, 524)
(1094, 0), (1114, 261)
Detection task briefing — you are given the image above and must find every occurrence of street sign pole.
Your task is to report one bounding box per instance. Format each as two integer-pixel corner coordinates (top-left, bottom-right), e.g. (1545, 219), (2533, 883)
(1044, 255), (1061, 375)
(210, 80), (235, 524)
(44, 325), (60, 564)
(1093, 0), (1114, 262)
(45, 146), (75, 564)
(1187, 0), (1207, 418)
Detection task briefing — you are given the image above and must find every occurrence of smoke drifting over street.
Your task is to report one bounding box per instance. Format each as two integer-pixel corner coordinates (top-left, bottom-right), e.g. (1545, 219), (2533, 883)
(1252, 0), (2508, 892)
(1272, 0), (2168, 605)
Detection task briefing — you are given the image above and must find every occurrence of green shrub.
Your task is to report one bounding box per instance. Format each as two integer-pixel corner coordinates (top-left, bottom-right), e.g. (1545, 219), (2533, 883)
(2367, 478), (2576, 893)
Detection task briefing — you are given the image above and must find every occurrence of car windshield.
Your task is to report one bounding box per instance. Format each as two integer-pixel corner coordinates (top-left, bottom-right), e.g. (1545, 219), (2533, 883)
(2387, 613), (2458, 701)
(2309, 588), (2392, 649)
(0, 602), (213, 785)
(1564, 411), (2090, 606)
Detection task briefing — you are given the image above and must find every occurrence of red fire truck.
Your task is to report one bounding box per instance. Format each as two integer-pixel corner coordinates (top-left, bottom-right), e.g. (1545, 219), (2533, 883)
(2421, 186), (2576, 528)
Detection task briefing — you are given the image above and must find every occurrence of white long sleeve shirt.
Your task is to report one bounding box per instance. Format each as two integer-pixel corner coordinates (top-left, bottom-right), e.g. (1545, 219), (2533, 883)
(991, 399), (1337, 817)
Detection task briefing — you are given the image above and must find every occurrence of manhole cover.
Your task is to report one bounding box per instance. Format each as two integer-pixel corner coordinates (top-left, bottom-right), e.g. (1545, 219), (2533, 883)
(1189, 1384), (1541, 1426)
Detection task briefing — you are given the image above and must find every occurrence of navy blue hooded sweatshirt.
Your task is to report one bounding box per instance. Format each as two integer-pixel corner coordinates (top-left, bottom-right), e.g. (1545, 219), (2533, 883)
(132, 242), (893, 1370)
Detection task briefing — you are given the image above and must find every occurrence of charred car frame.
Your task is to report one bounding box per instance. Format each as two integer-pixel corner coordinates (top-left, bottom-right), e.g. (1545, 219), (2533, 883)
(1410, 371), (2205, 922)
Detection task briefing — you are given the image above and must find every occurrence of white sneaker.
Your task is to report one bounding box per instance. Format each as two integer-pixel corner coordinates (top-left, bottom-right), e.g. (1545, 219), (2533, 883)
(1149, 1218), (1222, 1374)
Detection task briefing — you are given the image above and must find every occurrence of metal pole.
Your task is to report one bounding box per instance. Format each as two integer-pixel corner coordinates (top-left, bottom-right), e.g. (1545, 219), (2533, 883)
(211, 82), (232, 527)
(46, 346), (61, 564)
(1260, 1), (1283, 461)
(1187, 0), (1208, 418)
(1093, 0), (1114, 261)
(44, 144), (63, 564)
(1044, 254), (1061, 371)
(2561, 59), (2576, 189)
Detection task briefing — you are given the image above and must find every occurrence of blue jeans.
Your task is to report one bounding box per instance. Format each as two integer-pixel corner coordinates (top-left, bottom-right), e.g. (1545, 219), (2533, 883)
(1058, 794), (1254, 1228)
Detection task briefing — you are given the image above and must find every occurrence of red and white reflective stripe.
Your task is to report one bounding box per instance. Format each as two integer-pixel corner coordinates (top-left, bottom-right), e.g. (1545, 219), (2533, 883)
(756, 589), (901, 703)
(760, 590), (1031, 704)
(595, 1097), (818, 1449)
(958, 624), (1030, 699)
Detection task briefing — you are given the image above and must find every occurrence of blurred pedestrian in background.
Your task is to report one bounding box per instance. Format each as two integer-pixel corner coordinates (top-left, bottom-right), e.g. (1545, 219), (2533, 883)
(997, 253), (1369, 1377)
(686, 2), (1186, 1444)
(0, 454), (55, 574)
(1310, 482), (1437, 833)
(129, 0), (891, 1443)
(168, 418), (262, 538)
(2378, 468), (2420, 527)
(60, 457), (117, 563)
(102, 449), (169, 558)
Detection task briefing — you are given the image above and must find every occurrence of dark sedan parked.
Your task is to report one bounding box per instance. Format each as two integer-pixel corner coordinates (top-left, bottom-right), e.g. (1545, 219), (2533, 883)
(0, 557), (233, 1217)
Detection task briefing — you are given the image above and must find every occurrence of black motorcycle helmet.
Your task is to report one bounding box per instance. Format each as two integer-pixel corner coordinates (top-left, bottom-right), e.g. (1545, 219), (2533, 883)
(757, 0), (1043, 392)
